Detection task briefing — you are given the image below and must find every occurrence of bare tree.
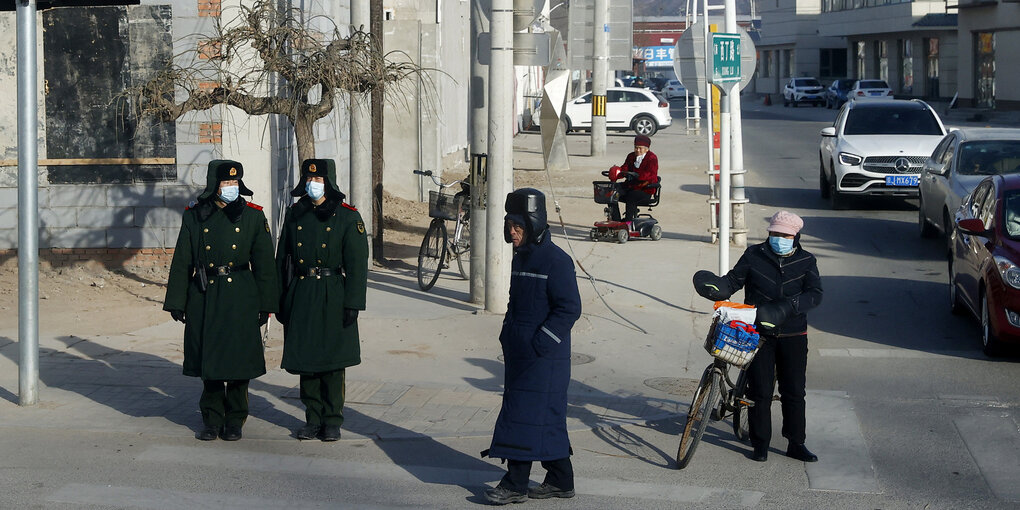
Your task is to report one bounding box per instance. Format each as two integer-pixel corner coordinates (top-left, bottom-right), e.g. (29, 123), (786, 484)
(128, 0), (423, 163)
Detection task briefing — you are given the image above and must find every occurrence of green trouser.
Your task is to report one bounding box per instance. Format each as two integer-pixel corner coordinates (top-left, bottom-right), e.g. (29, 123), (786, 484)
(200, 379), (250, 428)
(299, 369), (346, 426)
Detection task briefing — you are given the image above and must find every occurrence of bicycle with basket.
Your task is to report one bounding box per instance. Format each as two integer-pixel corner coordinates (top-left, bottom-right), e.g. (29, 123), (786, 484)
(414, 170), (471, 291)
(676, 302), (761, 469)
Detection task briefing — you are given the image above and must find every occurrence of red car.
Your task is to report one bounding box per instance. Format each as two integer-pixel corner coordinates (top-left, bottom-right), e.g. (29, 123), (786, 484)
(950, 173), (1020, 355)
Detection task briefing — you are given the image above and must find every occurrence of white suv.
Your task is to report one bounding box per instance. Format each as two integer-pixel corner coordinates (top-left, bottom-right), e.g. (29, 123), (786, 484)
(783, 77), (825, 107)
(536, 87), (672, 136)
(819, 99), (947, 209)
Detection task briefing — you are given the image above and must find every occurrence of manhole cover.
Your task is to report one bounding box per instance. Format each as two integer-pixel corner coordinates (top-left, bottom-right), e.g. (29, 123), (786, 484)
(496, 352), (595, 365)
(644, 377), (700, 396)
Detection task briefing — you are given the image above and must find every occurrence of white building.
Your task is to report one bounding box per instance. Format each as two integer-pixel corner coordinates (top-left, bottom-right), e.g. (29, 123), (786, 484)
(755, 0), (846, 95)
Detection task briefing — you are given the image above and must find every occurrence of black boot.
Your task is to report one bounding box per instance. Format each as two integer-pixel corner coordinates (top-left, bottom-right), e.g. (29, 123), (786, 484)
(750, 444), (768, 462)
(320, 424), (341, 442)
(197, 425), (219, 441)
(296, 423), (321, 440)
(220, 425), (242, 441)
(786, 443), (818, 462)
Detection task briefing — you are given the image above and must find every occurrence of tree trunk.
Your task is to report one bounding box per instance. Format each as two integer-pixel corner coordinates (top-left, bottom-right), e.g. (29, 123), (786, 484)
(294, 114), (316, 163)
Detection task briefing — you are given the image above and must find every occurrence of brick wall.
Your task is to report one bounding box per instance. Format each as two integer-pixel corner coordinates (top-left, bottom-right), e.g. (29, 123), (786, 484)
(0, 248), (175, 270)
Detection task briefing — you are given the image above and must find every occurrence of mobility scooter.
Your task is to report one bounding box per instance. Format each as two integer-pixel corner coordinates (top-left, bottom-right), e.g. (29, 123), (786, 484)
(590, 166), (663, 243)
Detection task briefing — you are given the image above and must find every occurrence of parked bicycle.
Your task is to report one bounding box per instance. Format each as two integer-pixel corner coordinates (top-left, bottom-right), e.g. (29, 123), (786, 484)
(676, 305), (761, 469)
(414, 170), (471, 291)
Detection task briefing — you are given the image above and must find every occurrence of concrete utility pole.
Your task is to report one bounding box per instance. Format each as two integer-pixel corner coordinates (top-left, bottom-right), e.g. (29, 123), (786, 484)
(590, 0), (608, 157)
(485, 0), (513, 313)
(470, 0), (491, 305)
(724, 0), (747, 247)
(370, 0), (385, 260)
(350, 0), (372, 262)
(17, 0), (39, 406)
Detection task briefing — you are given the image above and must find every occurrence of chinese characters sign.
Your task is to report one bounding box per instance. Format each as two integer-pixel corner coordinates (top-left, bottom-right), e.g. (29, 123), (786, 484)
(711, 33), (741, 84)
(638, 46), (676, 68)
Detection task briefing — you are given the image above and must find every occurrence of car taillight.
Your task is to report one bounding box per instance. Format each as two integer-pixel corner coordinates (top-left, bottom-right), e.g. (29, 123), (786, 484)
(886, 90), (894, 96)
(659, 101), (669, 107)
(856, 91), (864, 96)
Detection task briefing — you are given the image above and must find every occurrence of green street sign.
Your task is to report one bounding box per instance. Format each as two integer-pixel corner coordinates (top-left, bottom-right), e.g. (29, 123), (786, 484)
(711, 33), (741, 84)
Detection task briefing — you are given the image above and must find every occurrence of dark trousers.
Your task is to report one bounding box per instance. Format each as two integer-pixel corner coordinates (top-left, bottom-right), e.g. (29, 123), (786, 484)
(299, 369), (346, 426)
(499, 457), (573, 493)
(200, 379), (249, 428)
(610, 189), (648, 221)
(745, 334), (808, 448)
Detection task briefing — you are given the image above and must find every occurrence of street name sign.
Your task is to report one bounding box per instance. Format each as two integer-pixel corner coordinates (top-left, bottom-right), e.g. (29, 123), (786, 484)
(711, 33), (741, 84)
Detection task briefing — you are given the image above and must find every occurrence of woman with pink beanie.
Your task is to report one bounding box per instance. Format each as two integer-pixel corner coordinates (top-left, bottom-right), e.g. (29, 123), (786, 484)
(693, 210), (823, 463)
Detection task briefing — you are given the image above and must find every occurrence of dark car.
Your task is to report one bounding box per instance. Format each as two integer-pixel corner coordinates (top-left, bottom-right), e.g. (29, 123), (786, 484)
(949, 173), (1020, 355)
(648, 76), (668, 91)
(825, 79), (853, 109)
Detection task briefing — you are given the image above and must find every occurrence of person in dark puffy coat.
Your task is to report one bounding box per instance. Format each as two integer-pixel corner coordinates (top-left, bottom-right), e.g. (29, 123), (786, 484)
(482, 188), (582, 505)
(693, 211), (823, 463)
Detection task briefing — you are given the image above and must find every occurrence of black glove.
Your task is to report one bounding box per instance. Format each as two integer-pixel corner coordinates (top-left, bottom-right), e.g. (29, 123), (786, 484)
(258, 312), (270, 326)
(693, 270), (730, 301)
(755, 300), (794, 334)
(170, 310), (186, 324)
(343, 308), (359, 328)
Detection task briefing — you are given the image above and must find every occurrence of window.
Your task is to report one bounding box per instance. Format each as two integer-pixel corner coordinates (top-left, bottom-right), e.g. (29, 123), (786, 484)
(761, 51), (771, 78)
(576, 93), (592, 104)
(607, 90), (624, 102)
(856, 41), (866, 79)
(925, 38), (940, 98)
(794, 78), (822, 87)
(900, 39), (913, 95)
(958, 141), (1020, 176)
(844, 107), (943, 135)
(785, 49), (795, 78)
(970, 183), (991, 219)
(975, 32), (996, 108)
(874, 40), (888, 82)
(819, 48), (847, 78)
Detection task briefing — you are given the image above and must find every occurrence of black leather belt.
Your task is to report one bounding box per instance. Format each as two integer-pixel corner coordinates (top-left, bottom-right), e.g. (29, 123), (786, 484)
(205, 265), (250, 277)
(298, 267), (341, 277)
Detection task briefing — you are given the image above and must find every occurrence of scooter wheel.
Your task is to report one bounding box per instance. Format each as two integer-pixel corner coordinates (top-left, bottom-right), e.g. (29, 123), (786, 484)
(616, 229), (628, 243)
(589, 228), (599, 242)
(650, 225), (662, 241)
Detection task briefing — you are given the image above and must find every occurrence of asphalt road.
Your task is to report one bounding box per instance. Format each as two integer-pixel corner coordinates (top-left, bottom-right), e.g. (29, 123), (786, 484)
(4, 99), (1020, 509)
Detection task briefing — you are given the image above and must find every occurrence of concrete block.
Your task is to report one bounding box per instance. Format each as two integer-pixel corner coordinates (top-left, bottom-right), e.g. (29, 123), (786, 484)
(41, 228), (107, 249)
(0, 207), (14, 229)
(176, 144), (217, 167)
(106, 227), (166, 249)
(0, 187), (16, 204)
(134, 207), (182, 228)
(78, 207), (134, 228)
(107, 185), (166, 207)
(0, 228), (15, 249)
(165, 187), (201, 210)
(38, 207), (78, 229)
(48, 185), (107, 207)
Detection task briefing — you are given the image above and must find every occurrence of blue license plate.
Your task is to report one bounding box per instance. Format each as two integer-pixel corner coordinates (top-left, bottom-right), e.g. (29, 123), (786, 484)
(870, 91), (882, 96)
(886, 175), (918, 187)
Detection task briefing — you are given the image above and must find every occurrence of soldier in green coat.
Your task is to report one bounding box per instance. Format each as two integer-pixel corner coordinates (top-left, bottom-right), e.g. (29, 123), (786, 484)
(163, 160), (280, 442)
(276, 159), (369, 441)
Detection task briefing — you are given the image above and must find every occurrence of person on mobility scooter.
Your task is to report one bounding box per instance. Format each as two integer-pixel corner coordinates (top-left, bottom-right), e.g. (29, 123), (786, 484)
(590, 135), (663, 243)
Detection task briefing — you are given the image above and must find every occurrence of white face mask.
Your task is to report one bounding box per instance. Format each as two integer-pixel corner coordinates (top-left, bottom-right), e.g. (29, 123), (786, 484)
(635, 153), (646, 166)
(218, 185), (239, 203)
(306, 181), (325, 200)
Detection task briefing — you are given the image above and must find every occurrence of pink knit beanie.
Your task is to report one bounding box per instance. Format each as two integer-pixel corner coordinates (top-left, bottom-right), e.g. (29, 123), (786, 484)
(767, 210), (804, 236)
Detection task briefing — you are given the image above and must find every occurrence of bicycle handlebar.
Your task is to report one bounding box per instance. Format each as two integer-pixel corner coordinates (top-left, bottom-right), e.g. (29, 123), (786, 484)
(413, 169), (466, 190)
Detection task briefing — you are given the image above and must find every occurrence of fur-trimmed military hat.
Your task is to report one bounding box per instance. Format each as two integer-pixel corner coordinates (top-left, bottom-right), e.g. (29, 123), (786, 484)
(290, 158), (344, 198)
(199, 159), (253, 200)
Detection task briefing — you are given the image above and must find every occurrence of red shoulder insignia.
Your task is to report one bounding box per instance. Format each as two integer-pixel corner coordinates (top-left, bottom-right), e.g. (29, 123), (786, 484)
(184, 206), (190, 211)
(246, 202), (264, 211)
(342, 203), (358, 211)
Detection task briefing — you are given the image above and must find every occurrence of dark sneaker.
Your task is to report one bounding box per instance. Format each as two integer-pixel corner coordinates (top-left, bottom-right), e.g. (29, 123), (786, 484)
(786, 443), (818, 462)
(528, 483), (575, 499)
(296, 423), (321, 440)
(220, 425), (242, 441)
(320, 425), (341, 442)
(197, 425), (219, 441)
(484, 485), (527, 505)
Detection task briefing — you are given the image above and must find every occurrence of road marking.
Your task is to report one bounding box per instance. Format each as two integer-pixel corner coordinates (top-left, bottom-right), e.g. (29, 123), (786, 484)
(139, 445), (764, 506)
(818, 348), (981, 360)
(954, 414), (1020, 502)
(47, 483), (402, 510)
(804, 390), (880, 493)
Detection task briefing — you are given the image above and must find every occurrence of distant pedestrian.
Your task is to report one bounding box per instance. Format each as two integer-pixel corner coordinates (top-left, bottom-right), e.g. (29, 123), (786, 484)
(482, 188), (582, 505)
(276, 159), (368, 442)
(693, 211), (823, 462)
(163, 160), (280, 441)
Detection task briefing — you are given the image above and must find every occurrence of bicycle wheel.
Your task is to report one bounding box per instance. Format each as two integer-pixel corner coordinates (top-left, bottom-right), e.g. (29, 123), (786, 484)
(676, 366), (720, 469)
(453, 217), (470, 280)
(417, 219), (447, 291)
(732, 370), (751, 441)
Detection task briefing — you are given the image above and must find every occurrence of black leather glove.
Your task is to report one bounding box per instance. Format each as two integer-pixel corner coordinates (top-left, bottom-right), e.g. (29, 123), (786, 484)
(755, 300), (794, 334)
(170, 310), (186, 324)
(258, 312), (270, 326)
(343, 308), (359, 328)
(693, 270), (730, 301)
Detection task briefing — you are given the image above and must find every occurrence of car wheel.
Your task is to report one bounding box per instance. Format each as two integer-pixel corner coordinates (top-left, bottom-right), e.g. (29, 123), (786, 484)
(563, 116), (572, 134)
(949, 258), (965, 316)
(829, 164), (846, 210)
(632, 115), (658, 136)
(819, 157), (830, 199)
(943, 210), (954, 253)
(981, 289), (1004, 356)
(918, 196), (937, 238)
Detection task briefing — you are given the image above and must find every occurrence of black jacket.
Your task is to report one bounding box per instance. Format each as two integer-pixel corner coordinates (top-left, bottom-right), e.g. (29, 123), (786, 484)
(718, 240), (823, 336)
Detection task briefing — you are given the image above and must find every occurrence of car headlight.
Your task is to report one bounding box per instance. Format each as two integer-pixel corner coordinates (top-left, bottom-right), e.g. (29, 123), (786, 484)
(838, 152), (863, 166)
(994, 256), (1020, 289)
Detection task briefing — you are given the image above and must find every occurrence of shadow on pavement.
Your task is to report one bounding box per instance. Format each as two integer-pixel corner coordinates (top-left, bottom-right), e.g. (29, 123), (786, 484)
(803, 214), (946, 262)
(367, 270), (475, 312)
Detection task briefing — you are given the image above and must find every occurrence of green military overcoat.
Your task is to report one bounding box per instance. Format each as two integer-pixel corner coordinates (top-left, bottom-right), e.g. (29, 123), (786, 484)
(163, 161), (279, 380)
(276, 160), (369, 375)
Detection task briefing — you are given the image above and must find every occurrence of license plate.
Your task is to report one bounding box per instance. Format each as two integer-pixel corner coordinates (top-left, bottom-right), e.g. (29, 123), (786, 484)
(870, 91), (882, 96)
(886, 175), (918, 187)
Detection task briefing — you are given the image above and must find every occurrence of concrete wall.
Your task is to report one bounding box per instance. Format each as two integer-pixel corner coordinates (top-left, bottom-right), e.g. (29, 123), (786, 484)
(755, 0), (845, 95)
(818, 1), (948, 38)
(382, 0), (470, 202)
(957, 3), (1020, 109)
(0, 1), (353, 251)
